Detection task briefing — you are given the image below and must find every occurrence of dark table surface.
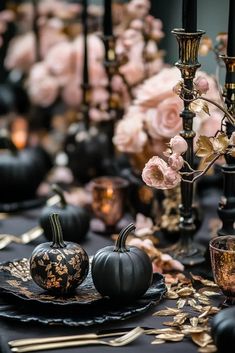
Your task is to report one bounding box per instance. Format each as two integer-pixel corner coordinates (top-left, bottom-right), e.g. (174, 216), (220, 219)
(0, 189), (221, 353)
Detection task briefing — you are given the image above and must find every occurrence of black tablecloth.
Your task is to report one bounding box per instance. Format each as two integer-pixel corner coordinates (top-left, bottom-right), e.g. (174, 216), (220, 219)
(0, 189), (221, 353)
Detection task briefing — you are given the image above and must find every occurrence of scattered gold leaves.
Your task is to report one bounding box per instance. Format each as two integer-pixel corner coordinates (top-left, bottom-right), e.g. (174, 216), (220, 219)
(153, 307), (180, 316)
(177, 287), (195, 297)
(155, 333), (184, 342)
(190, 317), (199, 327)
(146, 328), (179, 335)
(191, 332), (213, 347)
(163, 321), (181, 327)
(166, 290), (179, 299)
(177, 298), (187, 309)
(182, 325), (208, 334)
(198, 344), (217, 352)
(174, 313), (189, 325)
(151, 339), (165, 345)
(190, 274), (218, 287)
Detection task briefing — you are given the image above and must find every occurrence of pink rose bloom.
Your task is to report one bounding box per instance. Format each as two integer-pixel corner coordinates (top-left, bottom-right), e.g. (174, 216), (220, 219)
(198, 107), (223, 138)
(28, 75), (59, 107)
(61, 78), (82, 107)
(168, 153), (184, 171)
(45, 41), (76, 85)
(194, 76), (209, 94)
(89, 108), (110, 122)
(145, 16), (164, 41)
(74, 34), (104, 63)
(113, 117), (147, 153)
(126, 0), (151, 19)
(89, 63), (107, 88)
(135, 67), (181, 108)
(39, 24), (67, 59)
(160, 254), (184, 272)
(91, 87), (109, 105)
(170, 135), (188, 154)
(130, 19), (144, 31)
(5, 32), (36, 71)
(119, 61), (145, 86)
(149, 96), (183, 139)
(142, 156), (181, 190)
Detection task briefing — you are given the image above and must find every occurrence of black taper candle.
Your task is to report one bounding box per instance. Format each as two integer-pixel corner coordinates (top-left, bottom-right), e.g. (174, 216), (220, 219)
(82, 0), (89, 86)
(227, 0), (235, 56)
(182, 0), (197, 33)
(103, 0), (113, 37)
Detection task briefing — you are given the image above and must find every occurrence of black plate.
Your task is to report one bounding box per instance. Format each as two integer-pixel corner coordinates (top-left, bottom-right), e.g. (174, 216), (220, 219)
(0, 258), (103, 305)
(0, 273), (166, 327)
(0, 197), (46, 213)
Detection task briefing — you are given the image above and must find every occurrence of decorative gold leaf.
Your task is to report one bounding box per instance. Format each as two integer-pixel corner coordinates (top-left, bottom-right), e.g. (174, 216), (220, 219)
(147, 328), (179, 335)
(153, 308), (180, 316)
(202, 103), (210, 116)
(190, 317), (199, 327)
(163, 321), (181, 327)
(156, 333), (184, 342)
(199, 290), (220, 297)
(198, 344), (217, 352)
(214, 132), (229, 154)
(151, 339), (165, 344)
(196, 136), (214, 158)
(166, 290), (179, 299)
(174, 313), (189, 325)
(182, 325), (207, 334)
(191, 332), (213, 347)
(177, 298), (187, 309)
(177, 287), (195, 297)
(190, 274), (218, 287)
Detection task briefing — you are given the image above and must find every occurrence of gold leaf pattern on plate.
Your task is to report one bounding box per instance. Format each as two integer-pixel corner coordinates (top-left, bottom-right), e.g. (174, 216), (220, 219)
(153, 307), (180, 316)
(151, 339), (165, 345)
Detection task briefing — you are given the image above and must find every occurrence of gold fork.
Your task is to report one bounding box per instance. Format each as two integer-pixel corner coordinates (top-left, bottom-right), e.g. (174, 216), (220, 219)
(10, 327), (144, 352)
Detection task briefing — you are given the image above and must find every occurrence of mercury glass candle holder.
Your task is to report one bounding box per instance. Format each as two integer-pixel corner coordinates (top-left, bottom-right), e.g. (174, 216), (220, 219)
(91, 176), (129, 233)
(210, 236), (235, 305)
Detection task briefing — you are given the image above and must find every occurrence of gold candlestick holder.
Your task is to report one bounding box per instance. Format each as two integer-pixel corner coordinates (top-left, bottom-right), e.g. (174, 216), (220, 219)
(168, 29), (206, 265)
(217, 55), (235, 236)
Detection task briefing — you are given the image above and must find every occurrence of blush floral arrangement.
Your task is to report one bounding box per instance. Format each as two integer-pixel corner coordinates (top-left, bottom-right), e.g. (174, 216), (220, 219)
(142, 75), (235, 190)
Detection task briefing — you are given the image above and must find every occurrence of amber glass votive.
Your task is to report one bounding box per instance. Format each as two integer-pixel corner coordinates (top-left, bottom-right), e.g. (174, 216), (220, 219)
(91, 176), (129, 229)
(210, 236), (235, 305)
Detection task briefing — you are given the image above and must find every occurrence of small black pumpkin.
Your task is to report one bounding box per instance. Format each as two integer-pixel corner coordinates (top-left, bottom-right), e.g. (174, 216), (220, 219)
(40, 184), (90, 242)
(64, 122), (112, 184)
(91, 223), (153, 300)
(211, 307), (235, 353)
(0, 130), (51, 202)
(30, 213), (89, 294)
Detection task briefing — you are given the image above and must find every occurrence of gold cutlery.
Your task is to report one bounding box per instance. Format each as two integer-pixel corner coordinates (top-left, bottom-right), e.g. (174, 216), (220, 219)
(0, 194), (60, 250)
(10, 327), (144, 352)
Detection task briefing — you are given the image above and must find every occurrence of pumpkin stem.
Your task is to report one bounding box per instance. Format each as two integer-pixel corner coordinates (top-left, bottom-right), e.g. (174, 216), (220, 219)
(114, 223), (136, 252)
(52, 184), (67, 208)
(50, 213), (66, 248)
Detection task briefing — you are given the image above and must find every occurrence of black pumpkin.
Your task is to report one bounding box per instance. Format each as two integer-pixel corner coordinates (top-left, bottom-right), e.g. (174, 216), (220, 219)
(64, 122), (112, 184)
(211, 307), (235, 353)
(30, 213), (89, 294)
(40, 184), (90, 242)
(91, 223), (153, 300)
(0, 131), (51, 202)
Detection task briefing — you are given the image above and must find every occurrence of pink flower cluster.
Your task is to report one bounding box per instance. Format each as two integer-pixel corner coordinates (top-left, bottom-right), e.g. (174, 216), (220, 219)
(142, 135), (187, 190)
(113, 66), (224, 155)
(25, 34), (108, 111)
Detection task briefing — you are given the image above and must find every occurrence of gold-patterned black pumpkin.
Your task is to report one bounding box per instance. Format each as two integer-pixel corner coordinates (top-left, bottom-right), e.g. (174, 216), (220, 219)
(30, 213), (89, 294)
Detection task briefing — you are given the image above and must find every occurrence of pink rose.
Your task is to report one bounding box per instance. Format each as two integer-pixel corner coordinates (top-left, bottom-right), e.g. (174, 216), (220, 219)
(126, 0), (151, 19)
(135, 67), (181, 108)
(61, 78), (82, 107)
(150, 96), (183, 139)
(5, 32), (36, 71)
(168, 153), (184, 171)
(45, 41), (76, 85)
(194, 76), (209, 94)
(113, 117), (147, 153)
(142, 156), (181, 190)
(28, 74), (59, 107)
(170, 135), (188, 154)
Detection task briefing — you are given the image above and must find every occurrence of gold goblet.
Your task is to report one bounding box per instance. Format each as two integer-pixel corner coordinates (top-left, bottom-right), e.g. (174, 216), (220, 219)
(210, 236), (235, 305)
